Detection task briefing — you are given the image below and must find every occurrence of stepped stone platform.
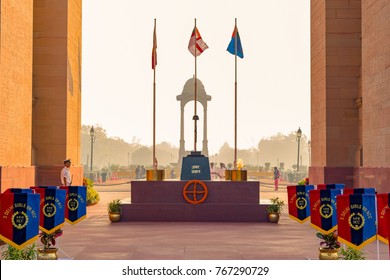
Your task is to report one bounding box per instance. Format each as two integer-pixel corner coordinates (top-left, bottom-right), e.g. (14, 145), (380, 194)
(122, 180), (269, 222)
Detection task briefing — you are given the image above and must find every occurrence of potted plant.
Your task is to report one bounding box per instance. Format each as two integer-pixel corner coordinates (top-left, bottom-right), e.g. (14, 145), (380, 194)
(107, 199), (122, 222)
(339, 246), (366, 260)
(37, 228), (63, 260)
(316, 230), (341, 260)
(266, 197), (285, 223)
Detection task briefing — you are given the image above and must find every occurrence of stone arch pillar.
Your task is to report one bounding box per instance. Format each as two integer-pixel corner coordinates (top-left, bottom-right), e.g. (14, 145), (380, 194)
(176, 78), (211, 163)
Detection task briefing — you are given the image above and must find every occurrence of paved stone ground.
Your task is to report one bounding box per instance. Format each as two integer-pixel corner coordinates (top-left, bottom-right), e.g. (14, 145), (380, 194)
(52, 179), (388, 260)
(1, 179), (388, 260)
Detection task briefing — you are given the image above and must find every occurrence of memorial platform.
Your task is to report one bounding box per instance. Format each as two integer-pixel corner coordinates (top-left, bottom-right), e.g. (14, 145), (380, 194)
(122, 180), (269, 222)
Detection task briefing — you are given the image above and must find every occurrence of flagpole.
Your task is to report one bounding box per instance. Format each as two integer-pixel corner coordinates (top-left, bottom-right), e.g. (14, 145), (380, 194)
(153, 18), (157, 170)
(234, 18), (238, 169)
(193, 18), (198, 152)
(146, 19), (164, 181)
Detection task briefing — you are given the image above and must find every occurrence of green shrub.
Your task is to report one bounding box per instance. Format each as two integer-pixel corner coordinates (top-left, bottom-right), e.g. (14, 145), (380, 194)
(340, 247), (366, 260)
(1, 243), (37, 260)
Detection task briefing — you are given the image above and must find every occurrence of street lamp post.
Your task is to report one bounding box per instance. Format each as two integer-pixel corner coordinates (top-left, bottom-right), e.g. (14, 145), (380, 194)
(308, 140), (311, 167)
(296, 127), (302, 172)
(90, 126), (95, 172)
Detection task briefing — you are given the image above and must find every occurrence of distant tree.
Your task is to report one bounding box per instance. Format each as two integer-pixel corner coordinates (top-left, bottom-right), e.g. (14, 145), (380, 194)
(257, 132), (309, 169)
(132, 147), (152, 167)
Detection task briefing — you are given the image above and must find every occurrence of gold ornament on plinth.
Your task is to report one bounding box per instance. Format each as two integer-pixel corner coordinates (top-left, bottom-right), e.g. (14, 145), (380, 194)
(225, 170), (232, 181)
(231, 170), (247, 181)
(146, 169), (165, 181)
(37, 248), (58, 260)
(225, 159), (247, 181)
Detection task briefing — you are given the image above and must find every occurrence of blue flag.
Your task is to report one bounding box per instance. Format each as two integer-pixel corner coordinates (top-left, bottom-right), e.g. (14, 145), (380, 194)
(227, 26), (244, 58)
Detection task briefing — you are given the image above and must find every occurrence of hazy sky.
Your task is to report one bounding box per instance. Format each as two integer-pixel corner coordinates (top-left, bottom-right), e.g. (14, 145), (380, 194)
(82, 0), (310, 154)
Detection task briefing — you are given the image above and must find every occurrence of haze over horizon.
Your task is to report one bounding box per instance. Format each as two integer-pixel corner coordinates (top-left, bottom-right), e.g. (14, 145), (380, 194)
(82, 0), (311, 154)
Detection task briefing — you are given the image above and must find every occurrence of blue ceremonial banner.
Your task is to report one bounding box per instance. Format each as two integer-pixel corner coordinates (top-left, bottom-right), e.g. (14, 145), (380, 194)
(343, 188), (376, 195)
(4, 188), (34, 194)
(31, 186), (59, 190)
(337, 194), (377, 250)
(287, 185), (315, 223)
(33, 187), (66, 234)
(310, 189), (342, 234)
(60, 186), (87, 224)
(316, 184), (345, 190)
(0, 193), (40, 249)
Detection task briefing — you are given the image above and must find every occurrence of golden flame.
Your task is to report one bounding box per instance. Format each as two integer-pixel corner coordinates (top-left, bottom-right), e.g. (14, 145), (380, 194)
(236, 159), (244, 170)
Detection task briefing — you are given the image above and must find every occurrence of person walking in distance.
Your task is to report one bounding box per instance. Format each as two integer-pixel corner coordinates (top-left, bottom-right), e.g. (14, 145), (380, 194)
(273, 166), (280, 191)
(61, 159), (73, 186)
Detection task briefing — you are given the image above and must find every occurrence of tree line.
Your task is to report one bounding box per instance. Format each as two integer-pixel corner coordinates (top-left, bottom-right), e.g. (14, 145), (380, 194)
(81, 125), (309, 171)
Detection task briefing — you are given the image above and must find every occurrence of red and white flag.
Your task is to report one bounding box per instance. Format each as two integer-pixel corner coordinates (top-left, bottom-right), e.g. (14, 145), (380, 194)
(188, 27), (208, 57)
(152, 21), (157, 69)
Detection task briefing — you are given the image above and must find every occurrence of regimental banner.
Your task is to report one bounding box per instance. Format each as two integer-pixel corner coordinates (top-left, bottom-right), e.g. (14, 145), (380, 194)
(343, 188), (376, 195)
(310, 189), (342, 234)
(337, 194), (377, 250)
(0, 193), (40, 249)
(4, 188), (34, 194)
(30, 186), (59, 190)
(386, 208), (390, 257)
(59, 186), (87, 224)
(316, 184), (345, 190)
(33, 187), (66, 234)
(287, 185), (315, 223)
(376, 193), (390, 244)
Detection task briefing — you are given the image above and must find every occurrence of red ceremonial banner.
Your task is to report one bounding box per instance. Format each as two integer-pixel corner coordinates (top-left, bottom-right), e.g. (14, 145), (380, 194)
(386, 208), (390, 258)
(59, 186), (87, 224)
(33, 187), (66, 234)
(376, 193), (390, 244)
(310, 189), (341, 234)
(287, 185), (314, 223)
(0, 193), (40, 249)
(337, 194), (377, 250)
